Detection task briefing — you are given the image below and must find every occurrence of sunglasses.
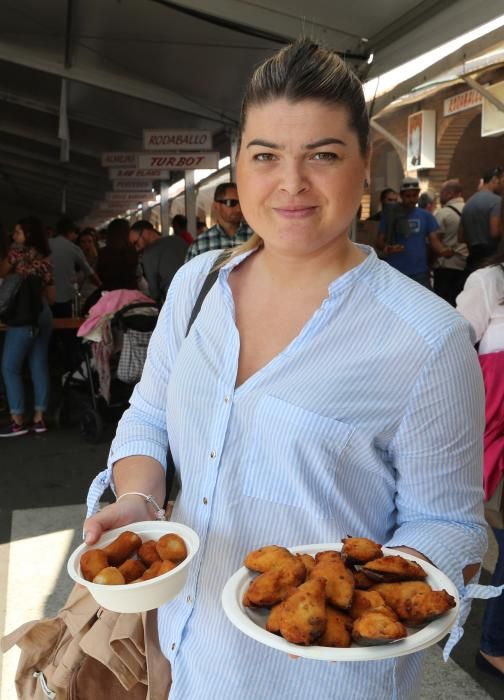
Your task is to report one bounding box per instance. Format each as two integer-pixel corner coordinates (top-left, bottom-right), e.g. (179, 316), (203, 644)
(215, 198), (240, 208)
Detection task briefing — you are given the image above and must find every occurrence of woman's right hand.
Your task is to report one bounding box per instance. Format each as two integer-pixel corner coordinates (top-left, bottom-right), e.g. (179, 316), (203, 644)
(83, 495), (155, 546)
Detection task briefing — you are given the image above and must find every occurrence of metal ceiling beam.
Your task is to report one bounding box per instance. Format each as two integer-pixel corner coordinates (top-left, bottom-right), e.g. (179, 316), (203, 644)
(0, 124), (100, 160)
(369, 26), (504, 117)
(0, 143), (104, 178)
(153, 0), (369, 59)
(0, 39), (236, 125)
(462, 75), (504, 112)
(0, 168), (98, 202)
(0, 159), (106, 193)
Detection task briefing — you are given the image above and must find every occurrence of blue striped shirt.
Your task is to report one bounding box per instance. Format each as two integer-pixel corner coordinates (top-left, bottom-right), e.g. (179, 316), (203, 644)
(88, 246), (487, 700)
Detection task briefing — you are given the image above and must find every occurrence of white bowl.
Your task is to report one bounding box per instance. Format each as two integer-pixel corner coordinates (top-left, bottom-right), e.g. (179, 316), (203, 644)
(68, 521), (200, 613)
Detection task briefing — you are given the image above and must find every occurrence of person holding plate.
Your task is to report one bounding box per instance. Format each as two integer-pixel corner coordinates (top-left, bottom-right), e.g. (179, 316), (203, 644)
(85, 40), (487, 699)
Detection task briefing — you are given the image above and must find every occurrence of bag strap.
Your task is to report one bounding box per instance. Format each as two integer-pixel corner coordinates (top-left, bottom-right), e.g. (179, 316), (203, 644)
(445, 204), (462, 217)
(164, 250), (231, 504)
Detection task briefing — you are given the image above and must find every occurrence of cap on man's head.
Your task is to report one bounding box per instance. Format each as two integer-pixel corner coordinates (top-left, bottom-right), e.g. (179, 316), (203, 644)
(400, 176), (420, 191)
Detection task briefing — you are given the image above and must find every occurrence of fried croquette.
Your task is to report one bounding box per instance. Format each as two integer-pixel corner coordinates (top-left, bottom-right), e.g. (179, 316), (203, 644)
(92, 566), (126, 585)
(80, 549), (109, 582)
(155, 533), (188, 563)
(102, 531), (142, 566)
(138, 540), (162, 567)
(118, 558), (146, 583)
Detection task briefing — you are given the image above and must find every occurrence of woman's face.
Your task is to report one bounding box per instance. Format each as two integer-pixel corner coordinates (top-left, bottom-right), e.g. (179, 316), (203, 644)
(79, 234), (95, 254)
(236, 98), (369, 257)
(13, 224), (25, 245)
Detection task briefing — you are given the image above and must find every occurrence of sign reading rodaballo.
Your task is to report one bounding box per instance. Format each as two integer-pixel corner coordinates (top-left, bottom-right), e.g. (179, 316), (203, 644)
(443, 89), (483, 116)
(143, 129), (212, 150)
(137, 152), (219, 170)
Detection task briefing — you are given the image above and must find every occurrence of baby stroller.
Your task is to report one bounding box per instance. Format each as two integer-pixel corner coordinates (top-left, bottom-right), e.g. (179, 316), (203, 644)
(57, 299), (159, 442)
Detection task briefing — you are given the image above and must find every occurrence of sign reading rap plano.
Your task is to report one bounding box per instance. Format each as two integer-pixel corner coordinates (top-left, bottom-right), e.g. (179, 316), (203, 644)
(105, 191), (153, 202)
(143, 129), (212, 151)
(113, 180), (155, 191)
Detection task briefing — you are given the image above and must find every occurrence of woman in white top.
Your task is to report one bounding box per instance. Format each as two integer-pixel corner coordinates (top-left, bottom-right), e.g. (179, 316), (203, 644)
(457, 247), (504, 678)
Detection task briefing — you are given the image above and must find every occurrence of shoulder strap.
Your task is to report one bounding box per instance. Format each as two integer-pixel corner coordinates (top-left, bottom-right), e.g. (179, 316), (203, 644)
(445, 204), (462, 217)
(165, 249), (232, 504)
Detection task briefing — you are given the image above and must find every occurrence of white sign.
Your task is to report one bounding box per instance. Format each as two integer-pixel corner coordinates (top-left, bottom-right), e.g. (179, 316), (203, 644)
(443, 89), (483, 116)
(97, 202), (136, 212)
(143, 129), (212, 151)
(113, 180), (154, 191)
(101, 152), (137, 167)
(105, 191), (153, 202)
(136, 152), (219, 170)
(482, 81), (504, 137)
(109, 168), (166, 180)
(407, 110), (436, 170)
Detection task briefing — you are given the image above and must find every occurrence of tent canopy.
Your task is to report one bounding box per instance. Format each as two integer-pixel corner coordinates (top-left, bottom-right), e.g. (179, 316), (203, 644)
(0, 0), (502, 223)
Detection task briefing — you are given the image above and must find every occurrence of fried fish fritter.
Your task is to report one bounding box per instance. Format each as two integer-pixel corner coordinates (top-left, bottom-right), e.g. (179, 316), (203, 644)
(352, 610), (407, 645)
(349, 589), (386, 620)
(341, 537), (383, 565)
(243, 556), (306, 608)
(265, 601), (285, 634)
(244, 545), (293, 572)
(370, 581), (432, 611)
(310, 551), (354, 610)
(317, 607), (353, 648)
(353, 570), (375, 590)
(361, 555), (427, 582)
(279, 578), (327, 645)
(296, 553), (315, 576)
(393, 589), (456, 626)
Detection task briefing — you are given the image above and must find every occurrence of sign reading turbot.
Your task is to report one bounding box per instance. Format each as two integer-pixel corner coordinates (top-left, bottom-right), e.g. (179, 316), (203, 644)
(143, 129), (213, 151)
(137, 152), (219, 170)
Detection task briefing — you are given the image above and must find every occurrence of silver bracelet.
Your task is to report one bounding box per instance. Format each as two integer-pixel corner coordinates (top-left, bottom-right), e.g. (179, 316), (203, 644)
(116, 492), (166, 521)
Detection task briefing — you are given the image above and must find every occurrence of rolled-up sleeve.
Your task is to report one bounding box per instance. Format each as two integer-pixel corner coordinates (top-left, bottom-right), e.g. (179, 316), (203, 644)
(385, 321), (487, 587)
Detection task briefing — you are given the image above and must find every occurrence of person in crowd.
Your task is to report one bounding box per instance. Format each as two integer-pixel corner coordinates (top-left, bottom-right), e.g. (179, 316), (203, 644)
(0, 217), (55, 436)
(433, 179), (467, 305)
(366, 187), (398, 222)
(185, 182), (251, 261)
(49, 217), (99, 318)
(459, 166), (503, 273)
(375, 176), (452, 288)
(171, 214), (193, 245)
(418, 191), (436, 213)
(84, 40), (486, 700)
(96, 218), (140, 292)
(77, 228), (99, 305)
(196, 218), (207, 236)
(130, 220), (187, 303)
(456, 236), (504, 679)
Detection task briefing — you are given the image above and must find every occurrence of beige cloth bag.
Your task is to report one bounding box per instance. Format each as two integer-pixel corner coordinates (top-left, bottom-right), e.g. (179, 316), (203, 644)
(1, 585), (171, 700)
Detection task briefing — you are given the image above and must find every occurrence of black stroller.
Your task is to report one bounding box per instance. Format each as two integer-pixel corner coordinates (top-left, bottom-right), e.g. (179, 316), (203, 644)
(56, 301), (159, 442)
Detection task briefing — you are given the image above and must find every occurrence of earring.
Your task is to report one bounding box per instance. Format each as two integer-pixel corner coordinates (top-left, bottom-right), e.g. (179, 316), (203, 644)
(364, 178), (369, 188)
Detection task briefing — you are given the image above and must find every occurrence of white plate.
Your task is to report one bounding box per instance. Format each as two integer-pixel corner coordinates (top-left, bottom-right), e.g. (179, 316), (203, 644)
(221, 544), (459, 661)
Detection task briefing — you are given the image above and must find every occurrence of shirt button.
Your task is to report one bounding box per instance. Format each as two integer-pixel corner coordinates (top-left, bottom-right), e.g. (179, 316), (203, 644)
(203, 497), (208, 505)
(186, 595), (192, 604)
(171, 643), (176, 650)
(224, 395), (230, 403)
(210, 450), (217, 459)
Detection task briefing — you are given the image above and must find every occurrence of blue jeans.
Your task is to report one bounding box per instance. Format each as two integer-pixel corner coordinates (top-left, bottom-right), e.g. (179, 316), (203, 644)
(481, 527), (504, 655)
(1, 302), (53, 415)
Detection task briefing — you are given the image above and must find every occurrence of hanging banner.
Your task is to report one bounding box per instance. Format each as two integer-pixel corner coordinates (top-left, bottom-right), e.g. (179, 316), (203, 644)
(407, 110), (436, 170)
(101, 152), (137, 167)
(143, 129), (212, 151)
(105, 191), (154, 202)
(109, 168), (166, 180)
(113, 180), (154, 191)
(136, 152), (219, 170)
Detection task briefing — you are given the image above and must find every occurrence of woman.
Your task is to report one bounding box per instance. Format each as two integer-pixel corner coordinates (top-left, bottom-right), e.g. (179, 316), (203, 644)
(96, 218), (139, 292)
(456, 243), (504, 678)
(77, 228), (99, 307)
(85, 41), (486, 699)
(0, 217), (55, 436)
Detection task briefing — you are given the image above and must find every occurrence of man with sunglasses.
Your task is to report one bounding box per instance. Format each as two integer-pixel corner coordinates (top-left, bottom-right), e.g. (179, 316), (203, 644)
(459, 166), (503, 273)
(185, 182), (251, 261)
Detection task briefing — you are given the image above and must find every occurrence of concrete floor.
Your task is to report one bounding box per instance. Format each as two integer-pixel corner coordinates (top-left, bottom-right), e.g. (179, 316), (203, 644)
(0, 425), (502, 699)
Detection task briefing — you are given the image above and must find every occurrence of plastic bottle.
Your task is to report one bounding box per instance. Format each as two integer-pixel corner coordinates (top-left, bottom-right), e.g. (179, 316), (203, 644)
(71, 282), (82, 318)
